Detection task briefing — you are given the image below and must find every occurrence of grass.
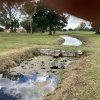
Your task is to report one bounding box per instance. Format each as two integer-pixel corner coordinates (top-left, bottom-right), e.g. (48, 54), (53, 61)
(0, 32), (60, 52)
(63, 31), (100, 100)
(0, 31), (100, 99)
(0, 31), (92, 52)
(64, 31), (100, 100)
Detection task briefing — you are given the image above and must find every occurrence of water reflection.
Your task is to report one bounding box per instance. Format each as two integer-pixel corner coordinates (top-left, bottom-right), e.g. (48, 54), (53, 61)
(0, 87), (22, 100)
(0, 72), (60, 100)
(61, 35), (82, 46)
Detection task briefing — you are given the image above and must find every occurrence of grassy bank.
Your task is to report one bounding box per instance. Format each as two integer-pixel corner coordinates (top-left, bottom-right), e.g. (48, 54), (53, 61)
(0, 47), (40, 73)
(66, 32), (100, 100)
(0, 31), (100, 100)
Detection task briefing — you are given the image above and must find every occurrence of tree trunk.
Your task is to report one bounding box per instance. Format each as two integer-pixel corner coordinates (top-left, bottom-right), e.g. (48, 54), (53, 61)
(96, 28), (100, 34)
(29, 15), (33, 34)
(30, 20), (32, 34)
(53, 28), (56, 34)
(11, 22), (14, 32)
(49, 26), (52, 35)
(41, 27), (45, 33)
(14, 27), (16, 32)
(9, 8), (14, 32)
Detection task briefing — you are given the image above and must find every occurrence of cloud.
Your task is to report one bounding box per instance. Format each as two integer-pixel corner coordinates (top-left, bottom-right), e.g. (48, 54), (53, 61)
(64, 15), (91, 29)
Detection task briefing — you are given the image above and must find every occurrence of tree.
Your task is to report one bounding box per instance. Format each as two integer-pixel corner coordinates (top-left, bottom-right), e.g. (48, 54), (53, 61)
(21, 20), (30, 33)
(13, 19), (19, 32)
(90, 22), (100, 34)
(0, 27), (4, 32)
(75, 22), (87, 31)
(0, 2), (21, 32)
(80, 22), (86, 30)
(21, 19), (38, 33)
(0, 0), (37, 32)
(68, 28), (73, 31)
(33, 4), (69, 35)
(21, 1), (37, 33)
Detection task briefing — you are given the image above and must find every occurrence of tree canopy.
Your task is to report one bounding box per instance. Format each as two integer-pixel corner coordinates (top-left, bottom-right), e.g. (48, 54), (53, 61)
(33, 4), (69, 35)
(0, 2), (21, 32)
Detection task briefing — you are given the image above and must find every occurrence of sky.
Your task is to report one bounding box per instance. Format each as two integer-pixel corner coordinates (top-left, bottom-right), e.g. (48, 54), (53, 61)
(64, 15), (91, 29)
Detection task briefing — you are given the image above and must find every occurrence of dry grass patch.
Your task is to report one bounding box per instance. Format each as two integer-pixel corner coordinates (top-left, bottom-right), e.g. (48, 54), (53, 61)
(0, 47), (40, 73)
(45, 56), (90, 100)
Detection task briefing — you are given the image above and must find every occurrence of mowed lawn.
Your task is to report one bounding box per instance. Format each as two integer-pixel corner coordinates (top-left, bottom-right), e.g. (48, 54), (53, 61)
(0, 32), (86, 52)
(0, 31), (100, 99)
(0, 32), (61, 52)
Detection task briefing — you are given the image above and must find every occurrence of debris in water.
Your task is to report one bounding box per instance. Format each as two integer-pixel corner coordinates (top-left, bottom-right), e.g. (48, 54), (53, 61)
(61, 63), (65, 69)
(2, 71), (23, 81)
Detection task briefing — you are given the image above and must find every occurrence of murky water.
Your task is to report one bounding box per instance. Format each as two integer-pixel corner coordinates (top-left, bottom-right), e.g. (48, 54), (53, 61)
(0, 56), (72, 100)
(61, 35), (82, 46)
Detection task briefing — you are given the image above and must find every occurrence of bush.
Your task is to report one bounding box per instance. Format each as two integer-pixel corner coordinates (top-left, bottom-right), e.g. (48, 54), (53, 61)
(0, 27), (4, 32)
(62, 29), (67, 32)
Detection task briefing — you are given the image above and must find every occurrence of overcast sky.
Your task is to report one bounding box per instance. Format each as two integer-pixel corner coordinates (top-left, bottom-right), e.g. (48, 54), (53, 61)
(64, 15), (91, 29)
